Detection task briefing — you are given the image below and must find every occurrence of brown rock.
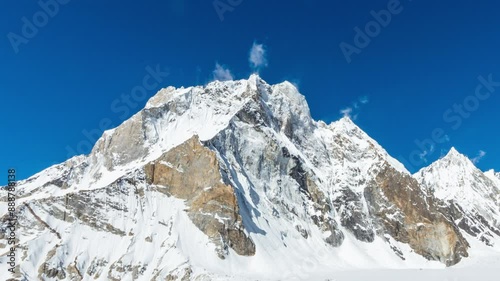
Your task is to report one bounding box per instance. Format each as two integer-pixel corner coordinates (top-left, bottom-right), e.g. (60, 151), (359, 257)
(144, 135), (255, 257)
(365, 164), (469, 266)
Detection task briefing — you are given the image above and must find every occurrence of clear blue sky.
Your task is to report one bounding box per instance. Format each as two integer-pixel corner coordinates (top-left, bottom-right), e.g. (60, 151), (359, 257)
(1, 0), (499, 184)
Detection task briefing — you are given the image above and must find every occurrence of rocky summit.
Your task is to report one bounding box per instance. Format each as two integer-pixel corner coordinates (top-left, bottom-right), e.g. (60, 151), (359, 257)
(1, 75), (499, 280)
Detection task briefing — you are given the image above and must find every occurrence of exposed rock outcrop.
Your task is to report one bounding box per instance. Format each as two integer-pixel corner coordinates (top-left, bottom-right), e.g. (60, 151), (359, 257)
(365, 164), (469, 266)
(144, 135), (255, 258)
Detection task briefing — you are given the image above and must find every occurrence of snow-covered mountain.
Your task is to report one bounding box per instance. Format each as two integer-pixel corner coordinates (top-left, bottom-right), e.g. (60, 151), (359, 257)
(414, 148), (500, 246)
(1, 75), (499, 280)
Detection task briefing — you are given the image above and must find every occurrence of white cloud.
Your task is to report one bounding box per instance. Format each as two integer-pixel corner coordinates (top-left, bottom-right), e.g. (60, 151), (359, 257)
(212, 63), (234, 81)
(340, 107), (353, 117)
(337, 95), (370, 120)
(471, 150), (486, 164)
(249, 42), (268, 71)
(359, 95), (369, 104)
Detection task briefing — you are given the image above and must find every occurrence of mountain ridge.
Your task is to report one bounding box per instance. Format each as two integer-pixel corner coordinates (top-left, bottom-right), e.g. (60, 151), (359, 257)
(1, 75), (499, 280)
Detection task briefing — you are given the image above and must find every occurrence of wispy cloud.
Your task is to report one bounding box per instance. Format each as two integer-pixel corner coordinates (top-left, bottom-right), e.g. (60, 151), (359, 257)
(340, 107), (353, 117)
(339, 96), (370, 120)
(249, 42), (268, 71)
(212, 63), (234, 81)
(359, 95), (369, 104)
(471, 150), (486, 164)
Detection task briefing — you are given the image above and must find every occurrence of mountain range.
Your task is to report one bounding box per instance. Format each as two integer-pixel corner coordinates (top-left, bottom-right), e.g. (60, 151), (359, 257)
(1, 75), (499, 280)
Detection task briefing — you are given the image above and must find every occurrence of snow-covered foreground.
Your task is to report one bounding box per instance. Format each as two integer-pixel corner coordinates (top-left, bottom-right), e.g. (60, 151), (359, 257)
(325, 268), (500, 281)
(332, 245), (500, 281)
(203, 270), (500, 281)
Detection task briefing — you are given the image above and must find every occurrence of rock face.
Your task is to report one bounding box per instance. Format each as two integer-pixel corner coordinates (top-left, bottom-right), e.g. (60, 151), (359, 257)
(1, 75), (499, 280)
(366, 165), (469, 266)
(144, 135), (255, 257)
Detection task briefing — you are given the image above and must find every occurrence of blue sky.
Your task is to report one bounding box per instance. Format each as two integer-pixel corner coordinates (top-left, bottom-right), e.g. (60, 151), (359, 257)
(1, 0), (499, 184)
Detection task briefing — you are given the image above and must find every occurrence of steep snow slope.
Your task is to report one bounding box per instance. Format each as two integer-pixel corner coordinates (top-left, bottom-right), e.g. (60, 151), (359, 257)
(1, 75), (498, 280)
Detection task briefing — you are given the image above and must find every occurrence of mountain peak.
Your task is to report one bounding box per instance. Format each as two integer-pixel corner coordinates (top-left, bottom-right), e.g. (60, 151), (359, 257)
(439, 147), (489, 171)
(445, 146), (463, 158)
(414, 145), (496, 207)
(248, 73), (261, 79)
(414, 147), (477, 191)
(330, 115), (359, 133)
(442, 147), (471, 164)
(248, 73), (262, 84)
(339, 115), (354, 124)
